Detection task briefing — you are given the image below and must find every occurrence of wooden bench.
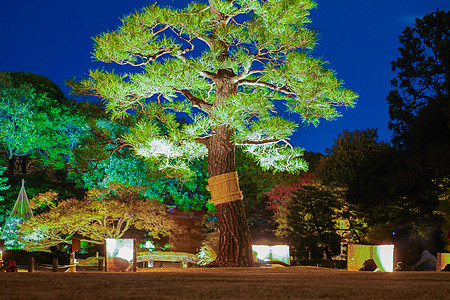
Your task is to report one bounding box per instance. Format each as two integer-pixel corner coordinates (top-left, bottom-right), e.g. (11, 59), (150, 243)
(137, 251), (198, 268)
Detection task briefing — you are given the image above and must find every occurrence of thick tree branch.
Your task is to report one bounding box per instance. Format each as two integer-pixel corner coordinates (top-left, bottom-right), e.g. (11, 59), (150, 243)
(232, 68), (264, 82)
(199, 70), (219, 80)
(236, 139), (280, 145)
(178, 89), (213, 113)
(236, 79), (295, 95)
(194, 136), (212, 145)
(79, 124), (133, 174)
(168, 26), (195, 60)
(115, 214), (129, 237)
(117, 48), (174, 66)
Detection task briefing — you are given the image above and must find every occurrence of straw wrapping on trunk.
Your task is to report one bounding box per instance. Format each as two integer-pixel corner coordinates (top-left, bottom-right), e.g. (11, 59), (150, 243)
(207, 172), (243, 206)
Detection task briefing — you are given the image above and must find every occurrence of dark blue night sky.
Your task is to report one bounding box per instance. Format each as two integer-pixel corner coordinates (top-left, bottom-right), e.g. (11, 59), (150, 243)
(1, 1), (448, 152)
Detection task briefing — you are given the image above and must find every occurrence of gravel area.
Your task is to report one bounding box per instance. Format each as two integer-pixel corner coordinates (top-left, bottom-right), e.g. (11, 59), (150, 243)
(0, 266), (449, 299)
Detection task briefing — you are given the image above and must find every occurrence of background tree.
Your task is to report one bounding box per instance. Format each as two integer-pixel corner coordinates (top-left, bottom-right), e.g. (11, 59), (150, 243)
(265, 173), (363, 259)
(312, 126), (447, 264)
(384, 10), (449, 257)
(387, 10), (449, 148)
(237, 149), (322, 240)
(264, 173), (313, 237)
(0, 72), (88, 232)
(0, 72), (36, 174)
(20, 184), (178, 250)
(9, 72), (67, 102)
(275, 181), (344, 260)
(0, 72), (88, 175)
(315, 128), (390, 188)
(314, 129), (397, 245)
(74, 0), (357, 266)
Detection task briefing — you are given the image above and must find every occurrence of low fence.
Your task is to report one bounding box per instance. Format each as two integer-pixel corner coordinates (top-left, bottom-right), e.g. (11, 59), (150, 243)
(291, 259), (347, 269)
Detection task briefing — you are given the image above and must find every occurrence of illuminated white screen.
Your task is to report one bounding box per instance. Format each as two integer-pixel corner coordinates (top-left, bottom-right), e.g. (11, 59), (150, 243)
(347, 244), (394, 272)
(105, 238), (135, 272)
(375, 245), (394, 272)
(252, 245), (290, 264)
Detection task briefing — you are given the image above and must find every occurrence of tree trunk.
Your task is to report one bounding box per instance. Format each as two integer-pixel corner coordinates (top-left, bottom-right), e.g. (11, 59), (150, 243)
(207, 126), (254, 267)
(21, 156), (27, 174)
(206, 71), (254, 267)
(8, 155), (15, 177)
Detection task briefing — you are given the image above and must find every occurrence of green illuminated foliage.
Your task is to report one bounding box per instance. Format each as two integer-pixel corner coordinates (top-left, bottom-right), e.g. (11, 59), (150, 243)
(0, 162), (9, 202)
(20, 183), (179, 250)
(0, 216), (25, 249)
(0, 72), (89, 170)
(70, 113), (211, 210)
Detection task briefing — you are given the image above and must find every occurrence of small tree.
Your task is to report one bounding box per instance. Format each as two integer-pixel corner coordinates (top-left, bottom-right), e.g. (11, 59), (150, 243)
(74, 0), (357, 266)
(265, 176), (354, 259)
(265, 173), (313, 235)
(286, 183), (344, 259)
(20, 184), (178, 250)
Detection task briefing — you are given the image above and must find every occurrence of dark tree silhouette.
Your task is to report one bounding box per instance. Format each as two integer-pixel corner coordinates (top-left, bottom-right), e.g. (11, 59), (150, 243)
(387, 10), (449, 148)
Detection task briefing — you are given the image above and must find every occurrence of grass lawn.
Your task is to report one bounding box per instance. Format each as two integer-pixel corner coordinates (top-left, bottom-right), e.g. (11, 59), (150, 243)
(0, 266), (449, 299)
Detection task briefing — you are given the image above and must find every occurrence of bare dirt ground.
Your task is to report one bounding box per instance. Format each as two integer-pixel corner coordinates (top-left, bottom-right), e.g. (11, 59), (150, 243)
(0, 266), (449, 300)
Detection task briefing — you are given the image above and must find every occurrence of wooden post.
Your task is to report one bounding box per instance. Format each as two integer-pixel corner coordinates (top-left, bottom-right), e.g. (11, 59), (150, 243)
(52, 258), (58, 272)
(70, 252), (76, 272)
(181, 260), (188, 268)
(104, 242), (107, 272)
(70, 238), (81, 272)
(28, 256), (35, 272)
(133, 239), (137, 272)
(437, 253), (442, 271)
(0, 239), (4, 263)
(98, 258), (103, 271)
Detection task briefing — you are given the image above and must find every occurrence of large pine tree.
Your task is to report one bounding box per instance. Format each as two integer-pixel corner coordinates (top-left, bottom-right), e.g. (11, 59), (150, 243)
(76, 0), (357, 266)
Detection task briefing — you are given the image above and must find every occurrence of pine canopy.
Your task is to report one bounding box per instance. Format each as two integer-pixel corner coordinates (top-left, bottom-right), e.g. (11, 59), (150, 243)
(77, 0), (357, 177)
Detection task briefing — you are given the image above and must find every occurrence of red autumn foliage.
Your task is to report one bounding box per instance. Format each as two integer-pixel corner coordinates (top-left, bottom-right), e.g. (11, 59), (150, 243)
(264, 173), (314, 221)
